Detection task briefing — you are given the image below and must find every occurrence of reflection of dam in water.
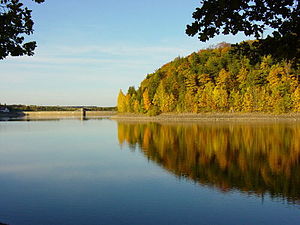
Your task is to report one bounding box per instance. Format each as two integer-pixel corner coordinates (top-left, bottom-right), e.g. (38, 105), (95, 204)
(117, 122), (300, 204)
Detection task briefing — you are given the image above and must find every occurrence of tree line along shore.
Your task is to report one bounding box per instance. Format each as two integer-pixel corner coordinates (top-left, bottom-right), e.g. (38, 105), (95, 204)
(117, 42), (300, 116)
(0, 105), (116, 112)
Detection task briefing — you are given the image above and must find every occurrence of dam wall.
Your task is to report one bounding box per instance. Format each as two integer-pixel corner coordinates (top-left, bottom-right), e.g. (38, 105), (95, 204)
(24, 111), (116, 118)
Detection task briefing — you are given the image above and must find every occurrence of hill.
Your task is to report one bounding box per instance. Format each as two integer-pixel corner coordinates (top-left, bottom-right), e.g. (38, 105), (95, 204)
(117, 42), (300, 115)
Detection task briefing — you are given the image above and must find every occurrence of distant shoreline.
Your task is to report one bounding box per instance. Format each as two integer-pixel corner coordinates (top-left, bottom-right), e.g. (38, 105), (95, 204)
(112, 112), (300, 122)
(0, 111), (117, 120)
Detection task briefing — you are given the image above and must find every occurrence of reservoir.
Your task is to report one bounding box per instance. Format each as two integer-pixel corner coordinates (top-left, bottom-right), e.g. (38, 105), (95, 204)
(0, 119), (299, 225)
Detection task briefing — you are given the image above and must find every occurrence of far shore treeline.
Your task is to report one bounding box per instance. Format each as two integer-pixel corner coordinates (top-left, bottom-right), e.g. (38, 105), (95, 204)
(0, 104), (116, 112)
(117, 42), (300, 115)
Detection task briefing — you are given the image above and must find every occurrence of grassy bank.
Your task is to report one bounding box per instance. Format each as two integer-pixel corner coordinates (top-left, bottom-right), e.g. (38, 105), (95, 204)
(112, 112), (300, 122)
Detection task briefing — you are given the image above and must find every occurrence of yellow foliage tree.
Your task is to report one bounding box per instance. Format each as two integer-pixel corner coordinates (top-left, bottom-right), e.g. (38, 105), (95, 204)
(133, 100), (140, 113)
(242, 89), (254, 112)
(237, 67), (248, 90)
(255, 87), (270, 112)
(230, 90), (242, 112)
(125, 94), (131, 112)
(153, 83), (176, 112)
(213, 87), (228, 111)
(291, 87), (300, 112)
(203, 82), (216, 111)
(184, 71), (198, 94)
(267, 67), (281, 89)
(142, 89), (151, 111)
(217, 69), (231, 87)
(184, 91), (197, 112)
(267, 65), (297, 113)
(117, 90), (127, 113)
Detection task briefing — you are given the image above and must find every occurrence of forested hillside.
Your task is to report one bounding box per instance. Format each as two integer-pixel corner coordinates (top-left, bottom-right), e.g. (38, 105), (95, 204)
(117, 42), (300, 115)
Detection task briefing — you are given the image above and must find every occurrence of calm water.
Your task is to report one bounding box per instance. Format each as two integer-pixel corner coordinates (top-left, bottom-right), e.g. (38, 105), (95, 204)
(0, 119), (299, 225)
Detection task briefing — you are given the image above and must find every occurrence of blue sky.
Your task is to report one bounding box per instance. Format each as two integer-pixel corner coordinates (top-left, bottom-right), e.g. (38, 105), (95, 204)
(1, 0), (253, 106)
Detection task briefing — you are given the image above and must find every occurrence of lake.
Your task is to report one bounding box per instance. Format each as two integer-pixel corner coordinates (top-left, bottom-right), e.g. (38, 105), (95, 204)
(0, 118), (299, 225)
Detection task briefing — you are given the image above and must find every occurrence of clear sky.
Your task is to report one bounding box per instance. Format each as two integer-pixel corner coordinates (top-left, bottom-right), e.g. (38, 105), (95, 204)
(0, 0), (253, 106)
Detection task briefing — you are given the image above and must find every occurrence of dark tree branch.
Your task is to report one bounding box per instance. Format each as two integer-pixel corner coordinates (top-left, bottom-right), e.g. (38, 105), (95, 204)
(0, 0), (44, 60)
(186, 0), (299, 63)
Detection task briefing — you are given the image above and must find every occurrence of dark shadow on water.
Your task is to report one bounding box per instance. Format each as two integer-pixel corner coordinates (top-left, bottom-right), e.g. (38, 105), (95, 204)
(0, 111), (25, 121)
(0, 222), (9, 225)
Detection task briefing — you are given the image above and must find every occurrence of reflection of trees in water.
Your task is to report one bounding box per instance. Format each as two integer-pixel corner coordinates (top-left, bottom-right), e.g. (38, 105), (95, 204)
(118, 122), (300, 204)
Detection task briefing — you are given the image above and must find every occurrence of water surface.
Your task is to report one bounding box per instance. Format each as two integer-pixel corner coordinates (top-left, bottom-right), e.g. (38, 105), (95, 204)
(0, 119), (299, 225)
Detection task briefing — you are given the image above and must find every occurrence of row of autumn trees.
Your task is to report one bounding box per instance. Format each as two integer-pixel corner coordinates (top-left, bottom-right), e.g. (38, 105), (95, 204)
(117, 42), (300, 115)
